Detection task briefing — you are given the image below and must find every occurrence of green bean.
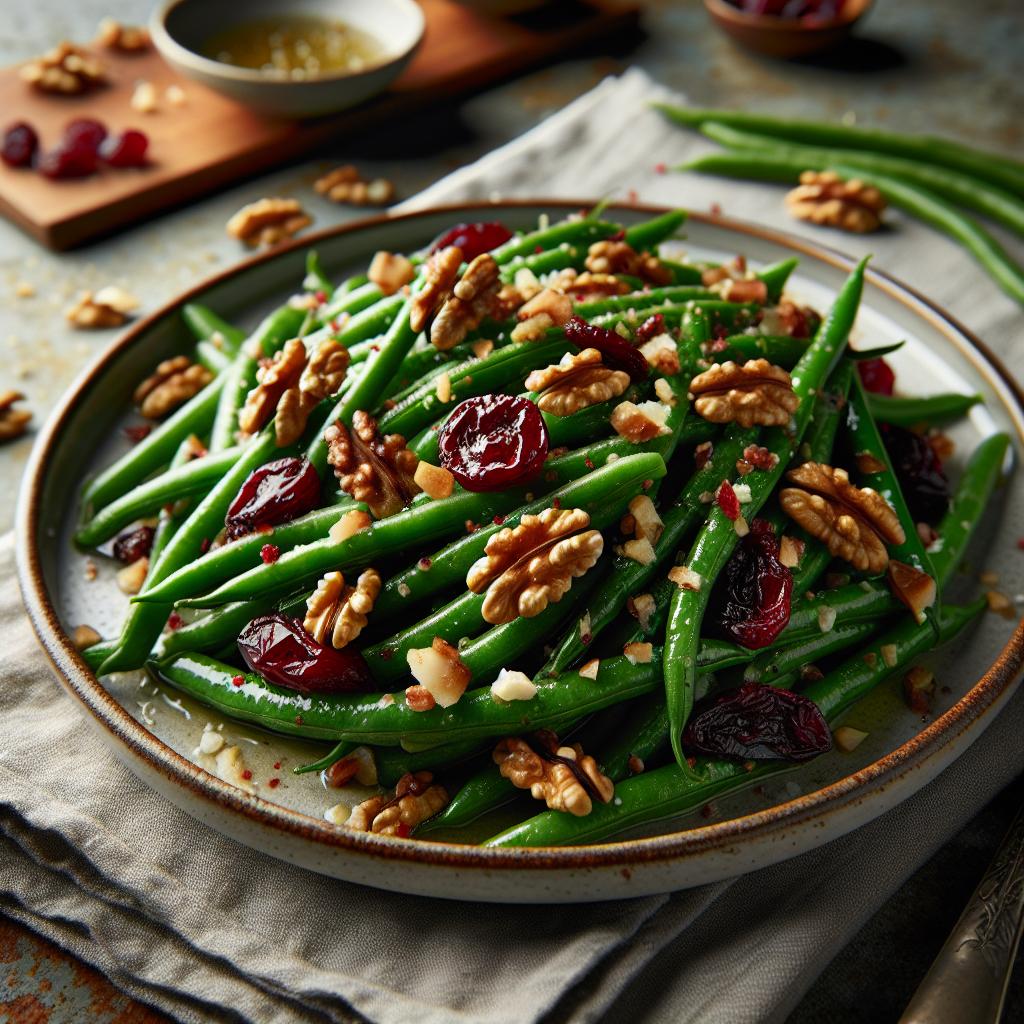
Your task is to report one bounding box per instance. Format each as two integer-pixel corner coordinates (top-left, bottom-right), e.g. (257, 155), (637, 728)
(485, 599), (982, 846)
(706, 334), (810, 368)
(376, 736), (489, 788)
(744, 621), (878, 684)
(866, 391), (982, 427)
(293, 740), (355, 776)
(318, 281), (385, 324)
(325, 294), (407, 363)
(303, 251), (334, 298)
(653, 105), (1024, 195)
(194, 342), (232, 374)
(151, 649), (660, 746)
(623, 209), (686, 251)
(491, 219), (622, 264)
(182, 304), (246, 353)
(663, 258), (867, 764)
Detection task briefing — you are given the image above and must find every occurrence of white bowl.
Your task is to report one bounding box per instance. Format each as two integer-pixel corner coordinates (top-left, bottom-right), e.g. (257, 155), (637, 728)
(150, 0), (425, 118)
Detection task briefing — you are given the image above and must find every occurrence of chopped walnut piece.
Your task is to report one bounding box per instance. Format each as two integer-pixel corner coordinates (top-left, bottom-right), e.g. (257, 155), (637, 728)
(20, 42), (105, 94)
(413, 460), (455, 500)
(130, 80), (159, 113)
(985, 589), (1016, 619)
(325, 410), (420, 518)
(66, 286), (139, 329)
(116, 557), (149, 595)
(238, 339), (306, 437)
(780, 462), (905, 574)
(410, 246), (462, 334)
(133, 356), (213, 419)
(404, 685), (436, 712)
(491, 668), (537, 703)
(226, 198), (312, 248)
(304, 568), (381, 649)
(97, 17), (150, 51)
(567, 271), (632, 297)
(628, 592), (656, 632)
(610, 400), (671, 443)
(689, 359), (798, 428)
(431, 253), (500, 350)
(510, 288), (574, 343)
(855, 451), (887, 475)
(368, 251), (415, 296)
(493, 731), (614, 816)
(778, 535), (804, 569)
(329, 508), (373, 543)
(0, 391), (31, 442)
(625, 495), (664, 545)
(668, 565), (702, 591)
(274, 339), (350, 446)
(585, 239), (671, 285)
(325, 746), (378, 787)
(525, 348), (630, 416)
(315, 165), (395, 206)
(887, 560), (936, 624)
(639, 333), (681, 375)
(623, 641), (653, 664)
(903, 665), (935, 713)
(347, 771), (448, 836)
(579, 659), (600, 680)
(71, 624), (102, 651)
(407, 637), (471, 707)
(785, 171), (886, 234)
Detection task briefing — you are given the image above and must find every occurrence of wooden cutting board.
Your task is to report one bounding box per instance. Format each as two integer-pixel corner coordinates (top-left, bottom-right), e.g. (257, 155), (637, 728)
(0, 0), (639, 250)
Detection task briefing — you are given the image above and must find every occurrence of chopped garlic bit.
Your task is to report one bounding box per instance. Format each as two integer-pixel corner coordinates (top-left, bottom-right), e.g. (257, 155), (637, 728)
(834, 726), (868, 752)
(817, 605), (837, 633)
(880, 643), (899, 668)
(579, 658), (600, 680)
(621, 537), (656, 566)
(623, 641), (653, 665)
(435, 371), (452, 403)
(214, 744), (255, 793)
(329, 508), (372, 543)
(668, 565), (702, 591)
(732, 482), (752, 504)
(491, 667), (537, 703)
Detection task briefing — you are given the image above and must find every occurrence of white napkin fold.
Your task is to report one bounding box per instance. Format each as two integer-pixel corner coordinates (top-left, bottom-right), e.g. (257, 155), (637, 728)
(3, 69), (1022, 1024)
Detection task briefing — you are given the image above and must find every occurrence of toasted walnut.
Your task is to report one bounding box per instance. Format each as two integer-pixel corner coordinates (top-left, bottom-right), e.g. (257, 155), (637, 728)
(133, 356), (212, 419)
(525, 348), (630, 416)
(410, 246), (462, 334)
(238, 338), (306, 436)
(610, 400), (671, 443)
(510, 288), (574, 343)
(96, 17), (150, 51)
(493, 731), (613, 816)
(0, 391), (31, 442)
(780, 462), (905, 574)
(304, 568), (381, 649)
(639, 333), (681, 375)
(275, 339), (350, 446)
(689, 359), (798, 428)
(347, 772), (448, 836)
(431, 253), (500, 350)
(325, 410), (419, 518)
(785, 171), (886, 234)
(226, 198), (312, 247)
(467, 507), (602, 625)
(66, 286), (139, 329)
(368, 251), (415, 296)
(20, 42), (105, 94)
(116, 557), (149, 595)
(585, 239), (671, 285)
(625, 495), (664, 545)
(71, 624), (102, 651)
(567, 272), (632, 297)
(888, 560), (936, 624)
(315, 165), (395, 206)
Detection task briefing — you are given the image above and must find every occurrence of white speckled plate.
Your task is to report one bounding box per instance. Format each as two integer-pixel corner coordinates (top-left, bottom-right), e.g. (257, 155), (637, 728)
(17, 202), (1024, 903)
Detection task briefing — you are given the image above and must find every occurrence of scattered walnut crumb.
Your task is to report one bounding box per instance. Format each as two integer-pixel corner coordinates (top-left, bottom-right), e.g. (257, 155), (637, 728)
(610, 399), (671, 443)
(985, 589), (1016, 620)
(97, 17), (150, 51)
(20, 42), (105, 94)
(579, 659), (600, 680)
(472, 339), (494, 359)
(620, 537), (656, 566)
(71, 624), (102, 651)
(880, 643), (899, 668)
(227, 198), (312, 247)
(14, 281), (34, 299)
(165, 84), (186, 105)
(83, 559), (98, 581)
(368, 251), (415, 296)
(404, 684), (436, 713)
(66, 286), (140, 329)
(130, 79), (159, 113)
(668, 565), (702, 591)
(628, 592), (656, 632)
(979, 570), (1000, 586)
(778, 535), (804, 569)
(435, 372), (452, 404)
(116, 557), (149, 595)
(628, 754), (645, 775)
(315, 165), (395, 206)
(903, 665), (935, 713)
(413, 460), (454, 500)
(0, 391), (32, 442)
(888, 560), (937, 624)
(833, 726), (868, 752)
(329, 508), (373, 543)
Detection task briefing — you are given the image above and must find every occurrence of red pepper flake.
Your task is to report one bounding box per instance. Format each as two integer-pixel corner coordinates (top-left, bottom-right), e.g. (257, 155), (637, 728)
(694, 441), (713, 471)
(418, 557), (432, 571)
(492, 514), (506, 525)
(584, 456), (595, 470)
(273, 761), (281, 770)
(1017, 538), (1024, 551)
(241, 769), (253, 781)
(267, 777), (280, 789)
(123, 424), (152, 443)
(609, 229), (626, 242)
(167, 612), (183, 631)
(260, 543), (280, 564)
(709, 337), (729, 352)
(710, 201), (723, 216)
(686, 756), (697, 769)
(654, 162), (667, 175)
(716, 480), (741, 521)
(552, 497), (561, 509)
(395, 822), (411, 838)
(534, 245), (543, 254)
(712, 323), (729, 341)
(330, 319), (342, 332)
(371, 344), (380, 352)
(634, 313), (666, 344)
(626, 189), (639, 205)
(257, 523), (275, 536)
(465, 519), (479, 533)
(199, 537), (211, 554)
(380, 647), (394, 661)
(642, 478), (654, 491)
(314, 290), (327, 304)
(231, 674), (244, 687)
(294, 714), (304, 726)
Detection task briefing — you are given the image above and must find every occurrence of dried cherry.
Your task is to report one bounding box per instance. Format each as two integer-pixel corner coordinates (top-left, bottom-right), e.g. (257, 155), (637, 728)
(238, 614), (373, 694)
(225, 457), (321, 540)
(438, 394), (549, 492)
(430, 221), (512, 260)
(100, 129), (149, 168)
(2, 122), (38, 167)
(564, 316), (649, 381)
(113, 524), (155, 564)
(708, 518), (792, 648)
(63, 118), (108, 153)
(857, 357), (895, 396)
(38, 143), (97, 179)
(881, 424), (950, 524)
(683, 682), (832, 763)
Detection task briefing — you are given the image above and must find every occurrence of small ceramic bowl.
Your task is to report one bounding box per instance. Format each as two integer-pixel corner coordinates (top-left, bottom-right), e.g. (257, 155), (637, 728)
(150, 0), (425, 118)
(704, 0), (873, 59)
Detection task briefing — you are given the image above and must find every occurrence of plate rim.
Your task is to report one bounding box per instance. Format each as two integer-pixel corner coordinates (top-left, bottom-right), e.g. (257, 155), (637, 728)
(16, 199), (1024, 872)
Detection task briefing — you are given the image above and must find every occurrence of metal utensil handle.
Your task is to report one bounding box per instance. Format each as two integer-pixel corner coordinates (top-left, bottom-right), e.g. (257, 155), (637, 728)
(899, 803), (1024, 1024)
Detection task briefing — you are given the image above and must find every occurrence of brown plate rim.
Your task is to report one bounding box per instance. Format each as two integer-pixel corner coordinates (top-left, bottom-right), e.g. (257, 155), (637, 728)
(17, 199), (1024, 871)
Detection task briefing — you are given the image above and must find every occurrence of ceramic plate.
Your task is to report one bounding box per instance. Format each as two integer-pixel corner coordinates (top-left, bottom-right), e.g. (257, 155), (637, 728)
(17, 202), (1024, 903)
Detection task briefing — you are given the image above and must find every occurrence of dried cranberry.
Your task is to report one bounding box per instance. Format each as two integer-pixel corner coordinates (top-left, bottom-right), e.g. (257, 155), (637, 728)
(683, 682), (831, 763)
(634, 313), (667, 344)
(708, 519), (792, 649)
(564, 316), (649, 381)
(112, 525), (155, 564)
(438, 394), (549, 492)
(100, 129), (149, 168)
(225, 457), (321, 540)
(881, 424), (950, 524)
(2, 122), (38, 168)
(429, 221), (513, 260)
(63, 118), (107, 153)
(238, 614), (373, 694)
(857, 357), (895, 396)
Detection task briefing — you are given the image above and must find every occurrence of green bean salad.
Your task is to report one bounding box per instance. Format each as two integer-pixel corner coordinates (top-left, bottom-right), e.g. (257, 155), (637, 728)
(74, 208), (1009, 847)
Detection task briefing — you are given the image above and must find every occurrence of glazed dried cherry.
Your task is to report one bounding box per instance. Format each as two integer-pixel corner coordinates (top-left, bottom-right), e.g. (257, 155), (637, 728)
(100, 129), (149, 168)
(238, 614), (373, 694)
(881, 424), (950, 524)
(857, 357), (895, 396)
(63, 118), (108, 153)
(112, 524), (155, 564)
(2, 122), (38, 167)
(564, 316), (649, 381)
(683, 682), (831, 762)
(430, 221), (513, 260)
(38, 143), (97, 179)
(708, 518), (792, 649)
(225, 457), (321, 540)
(438, 394), (548, 492)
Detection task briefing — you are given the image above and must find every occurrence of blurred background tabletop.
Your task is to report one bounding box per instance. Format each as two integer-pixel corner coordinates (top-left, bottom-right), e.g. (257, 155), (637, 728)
(1, 1), (1021, 1021)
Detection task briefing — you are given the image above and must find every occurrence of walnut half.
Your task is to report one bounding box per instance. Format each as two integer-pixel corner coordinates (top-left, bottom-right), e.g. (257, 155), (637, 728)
(304, 568), (381, 649)
(133, 356), (212, 419)
(430, 253), (500, 351)
(524, 348), (630, 416)
(227, 198), (312, 248)
(689, 359), (798, 428)
(785, 171), (886, 234)
(493, 731), (614, 816)
(346, 771), (448, 837)
(0, 391), (32, 443)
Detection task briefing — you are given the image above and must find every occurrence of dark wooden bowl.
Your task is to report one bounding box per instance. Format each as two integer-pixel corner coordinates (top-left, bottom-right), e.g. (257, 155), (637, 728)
(704, 0), (874, 59)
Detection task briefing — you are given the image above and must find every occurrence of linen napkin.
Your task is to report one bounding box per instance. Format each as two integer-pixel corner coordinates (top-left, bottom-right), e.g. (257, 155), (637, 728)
(3, 69), (1023, 1024)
